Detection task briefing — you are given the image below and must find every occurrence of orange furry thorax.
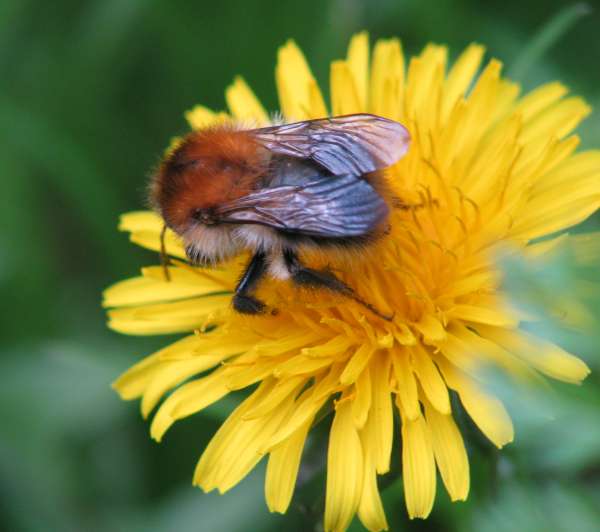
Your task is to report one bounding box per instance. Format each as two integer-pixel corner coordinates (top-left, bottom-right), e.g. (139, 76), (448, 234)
(152, 126), (269, 230)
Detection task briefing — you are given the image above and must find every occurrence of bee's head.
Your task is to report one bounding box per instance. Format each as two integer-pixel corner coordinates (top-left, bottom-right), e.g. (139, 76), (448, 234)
(150, 126), (268, 265)
(150, 127), (267, 235)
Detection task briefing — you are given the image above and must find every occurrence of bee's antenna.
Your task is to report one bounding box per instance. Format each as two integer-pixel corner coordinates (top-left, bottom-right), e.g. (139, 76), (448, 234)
(160, 224), (171, 282)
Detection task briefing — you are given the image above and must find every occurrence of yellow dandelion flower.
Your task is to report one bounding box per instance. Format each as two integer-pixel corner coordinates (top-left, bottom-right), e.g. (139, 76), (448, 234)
(104, 32), (598, 532)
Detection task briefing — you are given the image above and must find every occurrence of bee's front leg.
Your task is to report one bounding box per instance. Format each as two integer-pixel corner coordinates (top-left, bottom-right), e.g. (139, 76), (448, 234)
(233, 251), (268, 314)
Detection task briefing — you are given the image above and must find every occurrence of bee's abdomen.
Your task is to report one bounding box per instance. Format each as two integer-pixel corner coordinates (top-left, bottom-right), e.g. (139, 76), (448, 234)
(266, 156), (333, 188)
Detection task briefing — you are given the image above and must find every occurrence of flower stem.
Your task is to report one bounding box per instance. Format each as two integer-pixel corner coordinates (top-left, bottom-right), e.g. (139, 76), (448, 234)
(509, 3), (591, 80)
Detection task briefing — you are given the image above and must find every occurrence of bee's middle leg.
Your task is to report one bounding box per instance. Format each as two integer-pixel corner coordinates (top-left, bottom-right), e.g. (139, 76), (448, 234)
(283, 249), (351, 295)
(233, 251), (268, 314)
(283, 249), (392, 320)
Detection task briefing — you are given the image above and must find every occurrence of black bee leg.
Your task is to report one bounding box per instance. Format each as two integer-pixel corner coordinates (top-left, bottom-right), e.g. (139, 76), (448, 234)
(284, 249), (351, 293)
(233, 251), (268, 314)
(283, 250), (392, 321)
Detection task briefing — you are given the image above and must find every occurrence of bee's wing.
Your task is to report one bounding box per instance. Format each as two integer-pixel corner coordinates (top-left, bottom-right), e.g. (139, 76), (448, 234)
(215, 174), (388, 238)
(251, 114), (410, 176)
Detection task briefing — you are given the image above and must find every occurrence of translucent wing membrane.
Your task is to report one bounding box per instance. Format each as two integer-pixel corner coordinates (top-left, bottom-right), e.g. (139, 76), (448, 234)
(216, 174), (389, 238)
(252, 114), (410, 176)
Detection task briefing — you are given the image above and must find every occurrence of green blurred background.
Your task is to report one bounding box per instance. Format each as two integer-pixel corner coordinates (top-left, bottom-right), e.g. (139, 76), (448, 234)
(2, 1), (600, 531)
